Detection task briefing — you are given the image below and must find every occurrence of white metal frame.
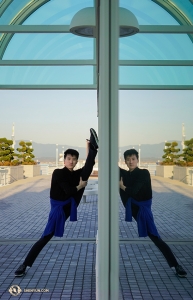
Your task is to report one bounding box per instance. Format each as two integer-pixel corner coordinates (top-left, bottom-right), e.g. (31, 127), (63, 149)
(97, 1), (119, 299)
(0, 7), (193, 300)
(0, 24), (193, 90)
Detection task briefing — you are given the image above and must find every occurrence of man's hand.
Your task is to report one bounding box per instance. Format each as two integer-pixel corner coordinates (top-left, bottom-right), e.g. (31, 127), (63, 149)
(76, 177), (87, 191)
(120, 177), (126, 191)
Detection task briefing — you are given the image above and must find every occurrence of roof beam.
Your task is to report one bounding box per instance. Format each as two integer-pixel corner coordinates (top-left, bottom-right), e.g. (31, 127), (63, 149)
(0, 25), (70, 33)
(119, 60), (193, 66)
(139, 25), (193, 33)
(0, 84), (192, 90)
(0, 25), (193, 34)
(0, 60), (96, 66)
(119, 85), (193, 90)
(0, 60), (192, 66)
(0, 85), (97, 90)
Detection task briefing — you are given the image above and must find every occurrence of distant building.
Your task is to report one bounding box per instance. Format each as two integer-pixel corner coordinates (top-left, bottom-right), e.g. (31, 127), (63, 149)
(11, 123), (15, 150)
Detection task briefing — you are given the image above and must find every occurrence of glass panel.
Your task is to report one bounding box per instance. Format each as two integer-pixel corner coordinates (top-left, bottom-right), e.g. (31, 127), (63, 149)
(120, 0), (180, 25)
(0, 0), (94, 25)
(119, 91), (193, 297)
(0, 0), (29, 25)
(119, 91), (193, 147)
(3, 34), (94, 60)
(23, 0), (94, 25)
(0, 66), (94, 84)
(119, 66), (193, 85)
(119, 34), (193, 60)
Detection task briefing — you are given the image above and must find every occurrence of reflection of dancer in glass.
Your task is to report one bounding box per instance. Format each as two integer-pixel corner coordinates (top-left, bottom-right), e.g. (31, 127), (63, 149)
(15, 128), (99, 277)
(119, 149), (187, 278)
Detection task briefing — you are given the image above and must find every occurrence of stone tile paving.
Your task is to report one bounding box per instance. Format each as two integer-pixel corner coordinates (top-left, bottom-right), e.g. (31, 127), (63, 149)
(0, 243), (96, 300)
(0, 242), (192, 299)
(0, 175), (193, 299)
(119, 243), (193, 300)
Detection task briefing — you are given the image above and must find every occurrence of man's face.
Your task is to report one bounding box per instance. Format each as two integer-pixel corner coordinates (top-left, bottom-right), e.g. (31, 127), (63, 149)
(64, 154), (78, 171)
(125, 154), (138, 171)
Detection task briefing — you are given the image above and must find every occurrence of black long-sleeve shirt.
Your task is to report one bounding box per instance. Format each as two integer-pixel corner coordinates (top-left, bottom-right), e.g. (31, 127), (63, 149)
(50, 167), (85, 203)
(50, 146), (96, 204)
(119, 167), (152, 207)
(49, 147), (96, 221)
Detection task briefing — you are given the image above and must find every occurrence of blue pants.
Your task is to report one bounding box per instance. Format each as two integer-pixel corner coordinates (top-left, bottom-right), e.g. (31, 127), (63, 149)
(131, 203), (178, 267)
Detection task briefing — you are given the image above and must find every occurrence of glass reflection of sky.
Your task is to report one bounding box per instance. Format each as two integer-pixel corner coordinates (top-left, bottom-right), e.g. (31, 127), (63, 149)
(0, 0), (193, 86)
(0, 66), (94, 85)
(119, 66), (193, 85)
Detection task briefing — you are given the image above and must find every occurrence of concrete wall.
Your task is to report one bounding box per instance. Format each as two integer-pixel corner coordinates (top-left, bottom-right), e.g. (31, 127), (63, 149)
(23, 165), (41, 178)
(0, 166), (24, 184)
(156, 165), (174, 178)
(173, 166), (193, 185)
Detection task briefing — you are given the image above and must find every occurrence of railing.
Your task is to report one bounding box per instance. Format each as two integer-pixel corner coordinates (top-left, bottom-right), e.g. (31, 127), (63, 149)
(180, 175), (189, 183)
(0, 169), (18, 186)
(0, 168), (8, 186)
(40, 161), (89, 175)
(119, 163), (157, 176)
(189, 169), (193, 186)
(40, 163), (157, 177)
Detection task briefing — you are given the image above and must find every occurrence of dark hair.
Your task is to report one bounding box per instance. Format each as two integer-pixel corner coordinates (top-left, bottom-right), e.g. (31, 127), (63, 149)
(124, 149), (138, 160)
(64, 149), (79, 159)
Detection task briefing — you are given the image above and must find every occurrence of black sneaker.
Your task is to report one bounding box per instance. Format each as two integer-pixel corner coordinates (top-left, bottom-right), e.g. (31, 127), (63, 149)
(90, 128), (99, 150)
(15, 264), (26, 277)
(175, 265), (187, 278)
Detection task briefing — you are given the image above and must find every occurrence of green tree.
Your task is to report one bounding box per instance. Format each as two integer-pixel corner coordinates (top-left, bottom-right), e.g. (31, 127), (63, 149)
(0, 138), (18, 165)
(162, 141), (180, 165)
(180, 138), (193, 166)
(17, 141), (36, 165)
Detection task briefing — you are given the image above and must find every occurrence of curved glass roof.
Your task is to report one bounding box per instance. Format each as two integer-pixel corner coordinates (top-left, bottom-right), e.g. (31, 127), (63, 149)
(0, 0), (193, 89)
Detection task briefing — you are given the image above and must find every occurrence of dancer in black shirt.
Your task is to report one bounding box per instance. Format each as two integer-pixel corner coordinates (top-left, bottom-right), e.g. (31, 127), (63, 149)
(119, 149), (187, 278)
(15, 128), (99, 277)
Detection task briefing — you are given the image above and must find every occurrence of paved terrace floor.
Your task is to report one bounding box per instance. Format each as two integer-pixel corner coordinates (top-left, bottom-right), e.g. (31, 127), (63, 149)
(0, 175), (193, 300)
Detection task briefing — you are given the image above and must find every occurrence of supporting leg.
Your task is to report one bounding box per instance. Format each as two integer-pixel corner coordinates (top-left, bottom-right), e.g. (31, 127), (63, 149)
(148, 234), (178, 267)
(131, 204), (178, 268)
(23, 232), (54, 267)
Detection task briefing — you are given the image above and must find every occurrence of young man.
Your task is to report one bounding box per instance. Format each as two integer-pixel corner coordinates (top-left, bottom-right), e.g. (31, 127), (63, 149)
(15, 128), (99, 277)
(119, 149), (187, 278)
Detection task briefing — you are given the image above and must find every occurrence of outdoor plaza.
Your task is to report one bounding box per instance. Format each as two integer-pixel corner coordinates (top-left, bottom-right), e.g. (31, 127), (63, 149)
(1, 0), (193, 299)
(0, 175), (193, 299)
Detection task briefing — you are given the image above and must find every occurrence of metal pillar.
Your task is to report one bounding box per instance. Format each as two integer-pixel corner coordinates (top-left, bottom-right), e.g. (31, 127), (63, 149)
(56, 144), (58, 167)
(97, 1), (119, 299)
(139, 144), (141, 167)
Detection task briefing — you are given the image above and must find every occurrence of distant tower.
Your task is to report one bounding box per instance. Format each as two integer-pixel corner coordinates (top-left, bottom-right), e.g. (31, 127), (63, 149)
(182, 123), (186, 150)
(11, 123), (15, 150)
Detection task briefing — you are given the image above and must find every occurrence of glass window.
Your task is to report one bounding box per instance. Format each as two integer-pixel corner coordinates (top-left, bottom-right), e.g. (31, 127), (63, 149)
(119, 66), (193, 85)
(3, 34), (94, 60)
(0, 66), (94, 85)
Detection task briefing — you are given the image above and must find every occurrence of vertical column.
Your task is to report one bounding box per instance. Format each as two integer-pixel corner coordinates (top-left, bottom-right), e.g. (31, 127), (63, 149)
(97, 0), (119, 299)
(56, 144), (58, 168)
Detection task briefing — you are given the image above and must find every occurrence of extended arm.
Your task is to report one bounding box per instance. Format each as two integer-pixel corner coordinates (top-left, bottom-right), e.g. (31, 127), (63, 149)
(76, 177), (87, 191)
(59, 177), (87, 193)
(51, 170), (87, 199)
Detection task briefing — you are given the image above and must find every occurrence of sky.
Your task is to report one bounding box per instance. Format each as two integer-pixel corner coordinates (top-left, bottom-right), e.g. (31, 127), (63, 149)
(0, 89), (192, 147)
